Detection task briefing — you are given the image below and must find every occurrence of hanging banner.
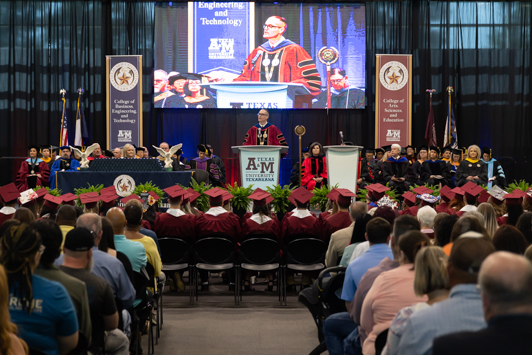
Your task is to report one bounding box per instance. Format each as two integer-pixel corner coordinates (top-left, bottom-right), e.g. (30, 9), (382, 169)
(375, 54), (412, 148)
(106, 55), (143, 150)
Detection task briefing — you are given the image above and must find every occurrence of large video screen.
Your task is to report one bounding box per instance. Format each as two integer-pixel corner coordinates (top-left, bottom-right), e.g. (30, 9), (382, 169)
(154, 2), (366, 109)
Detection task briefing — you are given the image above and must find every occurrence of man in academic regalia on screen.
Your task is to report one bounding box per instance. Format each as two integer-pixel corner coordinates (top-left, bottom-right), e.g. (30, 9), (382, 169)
(233, 16), (321, 96)
(313, 68), (366, 109)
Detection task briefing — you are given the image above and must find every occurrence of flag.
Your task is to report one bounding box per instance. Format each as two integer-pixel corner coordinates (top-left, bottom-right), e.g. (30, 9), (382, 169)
(443, 106), (458, 148)
(424, 95), (437, 146)
(60, 97), (68, 146)
(74, 96), (89, 146)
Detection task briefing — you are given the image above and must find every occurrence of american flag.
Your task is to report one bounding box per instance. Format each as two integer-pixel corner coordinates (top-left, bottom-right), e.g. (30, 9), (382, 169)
(60, 97), (68, 146)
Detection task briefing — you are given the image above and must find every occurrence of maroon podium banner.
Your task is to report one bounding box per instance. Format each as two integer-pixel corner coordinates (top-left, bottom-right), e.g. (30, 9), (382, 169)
(375, 54), (412, 147)
(106, 55), (143, 150)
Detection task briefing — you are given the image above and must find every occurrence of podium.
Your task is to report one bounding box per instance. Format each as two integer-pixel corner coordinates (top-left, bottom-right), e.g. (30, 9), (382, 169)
(232, 145), (289, 190)
(201, 82), (313, 108)
(323, 145), (363, 194)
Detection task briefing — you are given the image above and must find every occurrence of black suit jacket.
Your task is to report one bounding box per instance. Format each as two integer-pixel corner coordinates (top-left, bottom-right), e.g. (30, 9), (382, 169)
(433, 314), (532, 355)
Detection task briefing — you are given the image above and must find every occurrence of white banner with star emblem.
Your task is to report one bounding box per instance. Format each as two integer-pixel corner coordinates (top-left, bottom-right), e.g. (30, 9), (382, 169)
(375, 54), (412, 148)
(106, 55), (143, 150)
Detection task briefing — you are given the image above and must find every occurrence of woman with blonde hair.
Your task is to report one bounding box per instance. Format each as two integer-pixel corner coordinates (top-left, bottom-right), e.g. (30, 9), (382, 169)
(122, 143), (136, 158)
(477, 202), (499, 238)
(455, 145), (488, 186)
(383, 246), (449, 355)
(0, 265), (27, 355)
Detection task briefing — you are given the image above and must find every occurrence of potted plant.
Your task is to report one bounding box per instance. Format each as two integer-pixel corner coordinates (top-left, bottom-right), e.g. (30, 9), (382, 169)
(35, 186), (62, 197)
(266, 185), (294, 221)
(134, 181), (164, 206)
(186, 179), (212, 212)
(225, 182), (254, 219)
(310, 184), (337, 212)
(74, 183), (104, 207)
(506, 180), (530, 194)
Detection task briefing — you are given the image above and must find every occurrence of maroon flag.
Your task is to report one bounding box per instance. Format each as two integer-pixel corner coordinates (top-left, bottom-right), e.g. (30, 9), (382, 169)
(424, 90), (437, 146)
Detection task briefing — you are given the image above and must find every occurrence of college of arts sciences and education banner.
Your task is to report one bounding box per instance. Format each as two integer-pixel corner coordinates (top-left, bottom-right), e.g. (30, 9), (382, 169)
(107, 55), (143, 150)
(375, 54), (412, 148)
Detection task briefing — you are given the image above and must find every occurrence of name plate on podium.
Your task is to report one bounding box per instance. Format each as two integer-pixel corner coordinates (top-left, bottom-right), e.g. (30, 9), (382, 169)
(202, 82), (311, 109)
(324, 145), (363, 194)
(232, 145), (289, 189)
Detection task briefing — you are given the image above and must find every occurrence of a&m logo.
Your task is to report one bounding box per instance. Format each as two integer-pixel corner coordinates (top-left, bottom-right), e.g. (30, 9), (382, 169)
(386, 129), (401, 141)
(208, 38), (235, 59)
(118, 130), (132, 142)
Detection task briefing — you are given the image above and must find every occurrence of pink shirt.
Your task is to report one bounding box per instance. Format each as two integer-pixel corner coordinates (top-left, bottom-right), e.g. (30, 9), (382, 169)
(360, 263), (427, 355)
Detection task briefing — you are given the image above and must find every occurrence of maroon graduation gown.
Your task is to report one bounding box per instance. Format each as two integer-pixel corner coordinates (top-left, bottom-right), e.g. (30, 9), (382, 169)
(195, 211), (242, 241)
(154, 213), (196, 241)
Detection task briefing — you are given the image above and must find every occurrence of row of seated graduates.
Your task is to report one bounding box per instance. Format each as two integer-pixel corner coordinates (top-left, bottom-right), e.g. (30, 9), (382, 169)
(150, 186), (358, 248)
(364, 181), (531, 227)
(358, 145), (497, 192)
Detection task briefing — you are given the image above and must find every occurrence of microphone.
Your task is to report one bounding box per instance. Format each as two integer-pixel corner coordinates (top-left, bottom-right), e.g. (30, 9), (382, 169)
(250, 50), (263, 81)
(339, 131), (344, 143)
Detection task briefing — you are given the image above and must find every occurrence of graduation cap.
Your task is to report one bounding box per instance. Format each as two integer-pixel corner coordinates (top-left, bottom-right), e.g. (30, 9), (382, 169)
(147, 191), (160, 206)
(249, 190), (271, 206)
(504, 192), (523, 206)
(364, 148), (375, 155)
(222, 191), (234, 204)
(79, 193), (100, 209)
(511, 188), (528, 199)
(39, 145), (52, 153)
(429, 146), (441, 155)
(417, 193), (440, 205)
(100, 194), (118, 208)
(439, 185), (453, 202)
(451, 187), (465, 198)
(301, 147), (309, 153)
(43, 194), (62, 210)
(336, 189), (356, 205)
(478, 189), (490, 204)
(287, 195), (296, 206)
(412, 186), (433, 195)
(168, 73), (191, 85)
(60, 193), (79, 205)
(375, 148), (385, 155)
(367, 184), (390, 200)
(442, 146), (452, 154)
(461, 182), (485, 200)
(185, 188), (201, 203)
(462, 147), (468, 155)
(135, 145), (145, 154)
(197, 144), (211, 156)
(405, 145), (416, 154)
(482, 147), (492, 159)
(400, 148), (407, 155)
(35, 188), (49, 202)
(100, 186), (117, 196)
(291, 187), (314, 205)
(19, 189), (38, 206)
(28, 144), (40, 152)
(204, 187), (225, 204)
(59, 145), (72, 151)
(452, 148), (463, 158)
(120, 194), (143, 205)
(402, 191), (417, 206)
(382, 145), (392, 152)
(164, 185), (186, 202)
(418, 145), (428, 153)
(487, 186), (507, 205)
(82, 191), (99, 198)
(0, 183), (21, 204)
(326, 188), (339, 202)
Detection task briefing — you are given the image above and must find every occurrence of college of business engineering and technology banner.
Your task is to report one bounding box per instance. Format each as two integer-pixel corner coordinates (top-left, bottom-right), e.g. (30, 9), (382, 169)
(106, 55), (143, 150)
(375, 54), (412, 148)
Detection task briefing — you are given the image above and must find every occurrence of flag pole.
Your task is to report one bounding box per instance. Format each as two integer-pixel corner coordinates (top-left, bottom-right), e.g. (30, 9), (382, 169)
(59, 89), (66, 146)
(76, 88), (84, 146)
(425, 89), (436, 146)
(446, 86), (454, 145)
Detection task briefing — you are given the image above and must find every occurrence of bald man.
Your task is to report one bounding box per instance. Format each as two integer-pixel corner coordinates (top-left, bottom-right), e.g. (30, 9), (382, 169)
(242, 109), (287, 147)
(433, 252), (532, 355)
(107, 208), (147, 273)
(398, 237), (495, 355)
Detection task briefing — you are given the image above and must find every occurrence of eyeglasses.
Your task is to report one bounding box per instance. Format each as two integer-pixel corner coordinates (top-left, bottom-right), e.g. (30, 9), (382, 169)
(263, 24), (283, 30)
(257, 113), (268, 116)
(39, 245), (46, 255)
(331, 79), (344, 84)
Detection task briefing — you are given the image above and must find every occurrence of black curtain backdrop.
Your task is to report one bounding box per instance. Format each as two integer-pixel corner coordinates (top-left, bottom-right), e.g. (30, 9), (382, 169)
(0, 0), (531, 186)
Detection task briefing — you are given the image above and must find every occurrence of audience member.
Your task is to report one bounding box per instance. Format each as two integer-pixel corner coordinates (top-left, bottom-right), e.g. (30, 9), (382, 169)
(321, 189), (357, 242)
(12, 207), (35, 224)
(99, 217), (117, 257)
(55, 204), (77, 247)
(107, 208), (147, 273)
(434, 214), (458, 248)
(492, 225), (528, 254)
(431, 212), (448, 242)
(323, 217), (393, 355)
(339, 213), (373, 267)
(443, 215), (489, 255)
(60, 227), (129, 354)
(32, 219), (92, 347)
(124, 199), (161, 254)
(516, 212), (532, 245)
(477, 202), (499, 238)
(383, 246), (449, 355)
(360, 231), (430, 355)
(0, 264), (27, 355)
(397, 236), (495, 355)
(433, 252), (532, 354)
(417, 206), (437, 239)
(326, 201), (367, 267)
(1, 224), (79, 354)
